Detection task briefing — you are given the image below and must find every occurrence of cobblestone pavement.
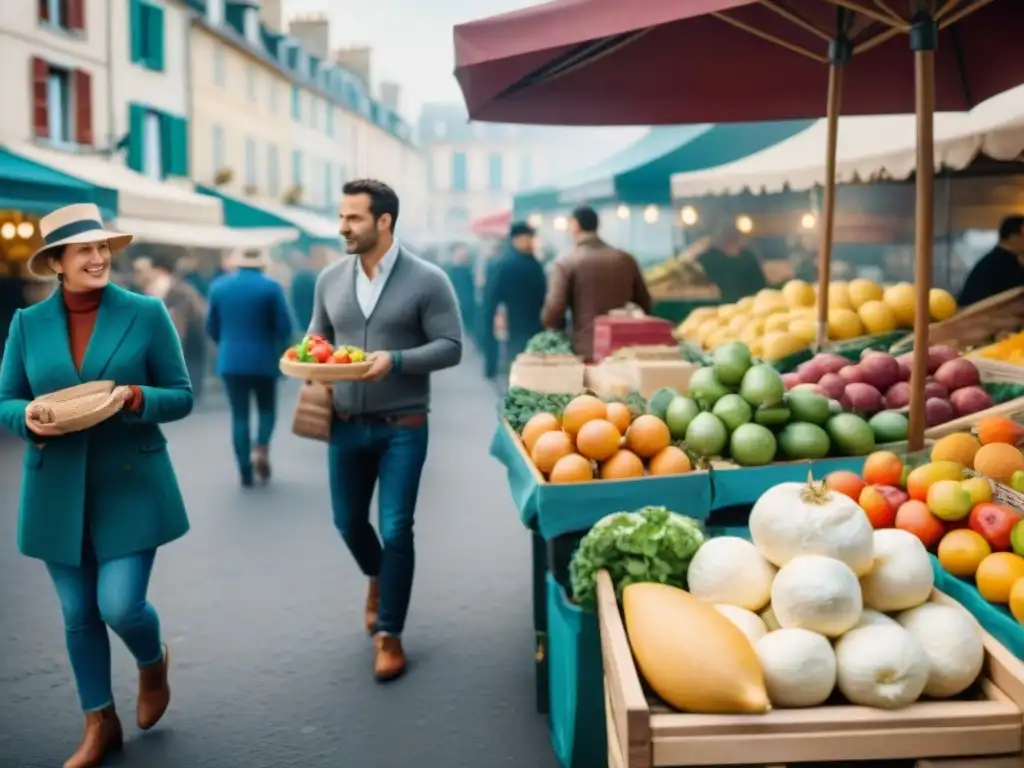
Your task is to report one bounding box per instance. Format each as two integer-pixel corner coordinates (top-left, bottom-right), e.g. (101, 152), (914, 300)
(0, 355), (558, 768)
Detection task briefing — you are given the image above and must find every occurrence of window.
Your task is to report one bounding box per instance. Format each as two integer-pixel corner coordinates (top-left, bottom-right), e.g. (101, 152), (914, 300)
(291, 85), (301, 121)
(325, 106), (334, 137)
(267, 144), (279, 196)
(212, 123), (225, 172)
(268, 81), (279, 113)
(130, 0), (165, 72)
(142, 112), (162, 179)
(38, 0), (84, 32)
(213, 45), (226, 87)
(243, 7), (260, 45)
(488, 152), (503, 192)
(206, 0), (224, 25)
(450, 152), (467, 192)
(323, 161), (333, 208)
(32, 58), (93, 146)
(246, 66), (257, 102)
(433, 120), (447, 138)
(292, 148), (302, 188)
(310, 98), (318, 130)
(245, 137), (257, 188)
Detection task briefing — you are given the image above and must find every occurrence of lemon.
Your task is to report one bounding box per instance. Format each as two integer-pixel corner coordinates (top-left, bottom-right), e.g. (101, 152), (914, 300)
(929, 288), (958, 321)
(827, 308), (863, 340)
(883, 283), (916, 326)
(858, 300), (898, 334)
(848, 278), (884, 310)
(789, 319), (817, 344)
(827, 281), (852, 310)
(781, 279), (816, 309)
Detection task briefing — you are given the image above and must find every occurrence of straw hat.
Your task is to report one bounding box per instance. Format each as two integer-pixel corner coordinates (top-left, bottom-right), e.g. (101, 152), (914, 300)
(28, 203), (133, 279)
(228, 248), (271, 269)
(27, 381), (128, 434)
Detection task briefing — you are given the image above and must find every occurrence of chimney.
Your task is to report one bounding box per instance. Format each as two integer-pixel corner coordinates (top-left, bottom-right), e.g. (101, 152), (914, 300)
(288, 14), (329, 58)
(333, 46), (372, 89)
(260, 0), (282, 33)
(379, 81), (400, 111)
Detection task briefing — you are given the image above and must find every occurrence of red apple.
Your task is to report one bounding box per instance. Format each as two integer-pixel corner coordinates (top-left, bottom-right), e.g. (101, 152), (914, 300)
(968, 502), (1024, 552)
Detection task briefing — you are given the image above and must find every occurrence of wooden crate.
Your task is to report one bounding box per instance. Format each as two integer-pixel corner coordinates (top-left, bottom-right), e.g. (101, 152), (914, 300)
(597, 570), (1024, 768)
(892, 287), (1024, 353)
(509, 354), (586, 394)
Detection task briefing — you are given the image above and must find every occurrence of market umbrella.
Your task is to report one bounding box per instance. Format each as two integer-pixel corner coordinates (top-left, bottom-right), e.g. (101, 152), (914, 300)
(471, 209), (514, 238)
(454, 0), (1024, 450)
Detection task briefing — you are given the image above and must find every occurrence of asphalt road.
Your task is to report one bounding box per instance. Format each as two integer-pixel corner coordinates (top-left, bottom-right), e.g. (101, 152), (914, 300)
(0, 353), (559, 768)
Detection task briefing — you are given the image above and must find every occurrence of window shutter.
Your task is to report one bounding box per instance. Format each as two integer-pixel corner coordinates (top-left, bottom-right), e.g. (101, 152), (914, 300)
(149, 4), (165, 71)
(165, 115), (188, 177)
(31, 57), (50, 138)
(68, 0), (85, 31)
(129, 0), (142, 63)
(74, 69), (93, 145)
(127, 103), (146, 171)
(38, 0), (50, 23)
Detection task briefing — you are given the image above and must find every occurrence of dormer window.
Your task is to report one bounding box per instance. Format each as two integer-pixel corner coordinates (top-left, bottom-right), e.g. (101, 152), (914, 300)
(243, 7), (260, 45)
(206, 0), (224, 25)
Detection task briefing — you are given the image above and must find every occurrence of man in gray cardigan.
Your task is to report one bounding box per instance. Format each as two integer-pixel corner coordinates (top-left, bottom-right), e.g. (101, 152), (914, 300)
(309, 179), (462, 682)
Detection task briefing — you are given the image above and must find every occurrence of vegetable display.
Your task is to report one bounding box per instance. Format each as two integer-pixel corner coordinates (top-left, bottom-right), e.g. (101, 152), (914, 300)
(568, 506), (704, 612)
(284, 334), (367, 364)
(525, 330), (574, 356)
(501, 387), (574, 433)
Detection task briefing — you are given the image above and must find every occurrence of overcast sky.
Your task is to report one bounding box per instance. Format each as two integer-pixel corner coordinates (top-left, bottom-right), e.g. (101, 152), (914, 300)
(281, 0), (555, 118)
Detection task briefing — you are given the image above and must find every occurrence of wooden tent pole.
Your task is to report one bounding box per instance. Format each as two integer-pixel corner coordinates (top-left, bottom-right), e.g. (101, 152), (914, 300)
(908, 20), (937, 452)
(815, 63), (842, 350)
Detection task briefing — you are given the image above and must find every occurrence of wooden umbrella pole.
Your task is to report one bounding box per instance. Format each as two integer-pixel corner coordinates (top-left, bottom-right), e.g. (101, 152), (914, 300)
(815, 61), (844, 350)
(908, 33), (937, 451)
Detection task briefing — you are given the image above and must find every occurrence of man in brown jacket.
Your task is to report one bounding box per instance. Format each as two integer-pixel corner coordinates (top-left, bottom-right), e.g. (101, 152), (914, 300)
(541, 205), (652, 360)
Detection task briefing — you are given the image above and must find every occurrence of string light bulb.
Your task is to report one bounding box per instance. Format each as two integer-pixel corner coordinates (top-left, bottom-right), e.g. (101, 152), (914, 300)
(735, 215), (754, 234)
(679, 206), (698, 226)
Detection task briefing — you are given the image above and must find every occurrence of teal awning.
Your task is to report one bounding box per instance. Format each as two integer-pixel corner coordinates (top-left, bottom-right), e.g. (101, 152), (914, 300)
(197, 185), (339, 246)
(515, 121), (815, 212)
(0, 147), (117, 217)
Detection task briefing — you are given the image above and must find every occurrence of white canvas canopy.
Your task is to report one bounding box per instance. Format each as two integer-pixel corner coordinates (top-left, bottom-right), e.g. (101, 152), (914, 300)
(671, 85), (1024, 199)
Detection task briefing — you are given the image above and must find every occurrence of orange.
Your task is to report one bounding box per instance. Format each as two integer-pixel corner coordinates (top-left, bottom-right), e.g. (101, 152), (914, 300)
(521, 413), (560, 454)
(531, 431), (575, 475)
(561, 395), (607, 437)
(937, 530), (991, 578)
(549, 453), (593, 484)
(930, 433), (982, 469)
(862, 451), (903, 486)
(600, 450), (645, 480)
(605, 402), (633, 433)
(973, 443), (1024, 485)
(624, 415), (671, 459)
(575, 419), (622, 462)
(648, 446), (693, 476)
(976, 552), (1024, 604)
(1010, 578), (1024, 625)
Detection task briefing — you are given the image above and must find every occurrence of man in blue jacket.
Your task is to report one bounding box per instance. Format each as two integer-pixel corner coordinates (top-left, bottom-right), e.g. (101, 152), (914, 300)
(206, 249), (294, 487)
(482, 222), (547, 380)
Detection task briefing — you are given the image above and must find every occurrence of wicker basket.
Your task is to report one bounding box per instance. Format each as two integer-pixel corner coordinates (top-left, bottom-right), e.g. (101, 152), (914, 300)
(29, 381), (125, 434)
(280, 358), (372, 382)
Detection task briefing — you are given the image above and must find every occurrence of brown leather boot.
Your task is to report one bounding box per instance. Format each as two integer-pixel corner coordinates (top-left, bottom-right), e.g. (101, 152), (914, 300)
(137, 643), (170, 730)
(373, 633), (407, 682)
(252, 446), (271, 483)
(364, 579), (380, 636)
(63, 706), (123, 768)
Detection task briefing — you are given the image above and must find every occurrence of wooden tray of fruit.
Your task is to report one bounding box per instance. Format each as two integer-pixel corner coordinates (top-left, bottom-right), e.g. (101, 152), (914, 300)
(280, 336), (372, 381)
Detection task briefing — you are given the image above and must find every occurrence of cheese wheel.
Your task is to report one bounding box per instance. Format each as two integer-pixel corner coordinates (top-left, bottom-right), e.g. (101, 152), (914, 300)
(623, 582), (770, 714)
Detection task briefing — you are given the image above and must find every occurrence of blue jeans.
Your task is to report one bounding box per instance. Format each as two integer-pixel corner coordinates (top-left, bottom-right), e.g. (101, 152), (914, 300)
(222, 374), (278, 477)
(46, 547), (163, 712)
(328, 417), (429, 635)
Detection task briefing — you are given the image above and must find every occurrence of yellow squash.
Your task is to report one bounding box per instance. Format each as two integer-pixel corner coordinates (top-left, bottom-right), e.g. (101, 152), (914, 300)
(623, 582), (770, 714)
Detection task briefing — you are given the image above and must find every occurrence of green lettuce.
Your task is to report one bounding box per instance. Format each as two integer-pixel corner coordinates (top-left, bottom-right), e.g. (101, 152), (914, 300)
(569, 506), (705, 612)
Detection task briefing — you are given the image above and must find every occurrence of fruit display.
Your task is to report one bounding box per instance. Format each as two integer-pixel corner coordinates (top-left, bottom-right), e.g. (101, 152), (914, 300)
(524, 330), (574, 356)
(669, 341), (889, 466)
(674, 279), (959, 360)
(284, 334), (367, 364)
(825, 435), (1024, 626)
(593, 475), (985, 714)
(973, 328), (1024, 366)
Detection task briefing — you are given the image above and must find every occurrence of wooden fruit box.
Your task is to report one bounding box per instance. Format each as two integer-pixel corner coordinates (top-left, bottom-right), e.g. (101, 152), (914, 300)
(509, 353), (586, 394)
(597, 570), (1024, 768)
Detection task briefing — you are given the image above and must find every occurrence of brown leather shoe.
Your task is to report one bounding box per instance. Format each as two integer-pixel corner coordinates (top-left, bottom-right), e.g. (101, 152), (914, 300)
(252, 446), (271, 483)
(63, 706), (123, 768)
(364, 579), (380, 636)
(137, 643), (170, 730)
(373, 633), (407, 682)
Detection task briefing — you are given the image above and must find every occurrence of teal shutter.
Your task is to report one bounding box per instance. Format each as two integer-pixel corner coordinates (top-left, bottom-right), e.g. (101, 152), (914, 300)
(129, 0), (143, 64)
(127, 103), (145, 171)
(148, 4), (165, 72)
(160, 114), (188, 177)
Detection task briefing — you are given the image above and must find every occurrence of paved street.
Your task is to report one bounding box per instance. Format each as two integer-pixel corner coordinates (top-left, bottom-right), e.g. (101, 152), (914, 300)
(0, 353), (559, 768)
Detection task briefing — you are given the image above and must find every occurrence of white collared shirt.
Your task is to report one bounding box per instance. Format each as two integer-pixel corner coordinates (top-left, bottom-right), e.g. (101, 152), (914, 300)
(355, 239), (399, 317)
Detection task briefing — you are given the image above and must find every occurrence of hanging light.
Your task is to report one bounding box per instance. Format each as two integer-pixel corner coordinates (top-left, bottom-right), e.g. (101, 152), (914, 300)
(679, 206), (698, 226)
(16, 221), (35, 239)
(643, 205), (659, 224)
(616, 205), (630, 220)
(0, 223), (15, 240)
(800, 212), (817, 230)
(553, 215), (567, 231)
(735, 215), (754, 234)
(527, 213), (542, 228)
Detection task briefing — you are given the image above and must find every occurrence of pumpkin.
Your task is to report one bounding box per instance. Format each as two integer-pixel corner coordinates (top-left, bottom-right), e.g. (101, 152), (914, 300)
(648, 446), (692, 475)
(575, 419), (622, 462)
(561, 395), (607, 437)
(624, 582), (770, 714)
(531, 430), (574, 474)
(600, 450), (644, 480)
(625, 414), (671, 459)
(605, 401), (633, 433)
(549, 453), (593, 484)
(521, 412), (560, 453)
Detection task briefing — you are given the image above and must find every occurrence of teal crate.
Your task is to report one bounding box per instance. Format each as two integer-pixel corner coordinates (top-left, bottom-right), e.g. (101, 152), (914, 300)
(546, 573), (606, 768)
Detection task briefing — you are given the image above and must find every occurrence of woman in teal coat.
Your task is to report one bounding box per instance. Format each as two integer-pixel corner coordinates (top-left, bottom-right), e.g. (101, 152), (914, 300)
(0, 204), (193, 768)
